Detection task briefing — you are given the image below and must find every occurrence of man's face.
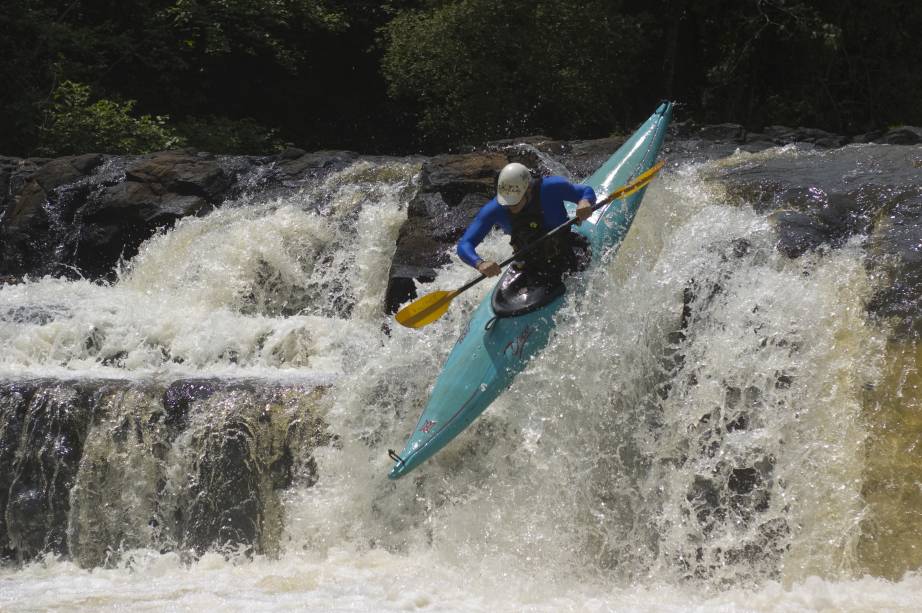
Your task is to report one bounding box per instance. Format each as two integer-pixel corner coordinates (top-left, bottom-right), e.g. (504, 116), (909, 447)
(507, 183), (531, 214)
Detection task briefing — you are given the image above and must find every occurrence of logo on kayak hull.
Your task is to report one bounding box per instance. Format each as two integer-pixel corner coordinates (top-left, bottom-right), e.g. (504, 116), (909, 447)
(504, 325), (533, 360)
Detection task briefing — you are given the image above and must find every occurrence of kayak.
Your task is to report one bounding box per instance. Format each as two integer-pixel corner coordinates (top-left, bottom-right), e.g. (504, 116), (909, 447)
(388, 102), (673, 479)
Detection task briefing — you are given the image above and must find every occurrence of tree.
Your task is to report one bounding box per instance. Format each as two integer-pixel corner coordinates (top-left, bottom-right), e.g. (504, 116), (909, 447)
(38, 81), (184, 155)
(381, 0), (654, 149)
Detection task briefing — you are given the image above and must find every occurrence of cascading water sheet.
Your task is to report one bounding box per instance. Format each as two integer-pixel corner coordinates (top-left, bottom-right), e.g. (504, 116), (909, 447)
(1, 147), (921, 612)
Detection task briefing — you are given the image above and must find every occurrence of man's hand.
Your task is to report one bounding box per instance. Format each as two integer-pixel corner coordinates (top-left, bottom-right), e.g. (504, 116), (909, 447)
(575, 199), (593, 223)
(476, 260), (501, 277)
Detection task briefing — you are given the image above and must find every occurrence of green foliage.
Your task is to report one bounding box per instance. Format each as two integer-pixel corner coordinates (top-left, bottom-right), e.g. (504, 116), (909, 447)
(1, 0), (920, 156)
(39, 81), (185, 155)
(163, 0), (349, 70)
(381, 0), (650, 147)
(176, 115), (287, 154)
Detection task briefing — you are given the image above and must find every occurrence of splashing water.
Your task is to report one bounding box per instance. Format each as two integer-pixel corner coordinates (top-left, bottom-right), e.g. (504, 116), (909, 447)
(1, 151), (920, 611)
(0, 160), (418, 380)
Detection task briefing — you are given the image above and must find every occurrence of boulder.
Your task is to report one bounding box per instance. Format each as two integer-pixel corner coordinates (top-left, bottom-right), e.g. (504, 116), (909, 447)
(0, 157), (48, 209)
(271, 149), (359, 188)
(794, 127), (847, 148)
(384, 151), (507, 311)
(710, 143), (922, 332)
(866, 189), (922, 336)
(763, 125), (797, 143)
(0, 149), (367, 281)
(381, 135), (635, 312)
(697, 123), (746, 143)
(714, 145), (918, 258)
(71, 152), (233, 275)
(0, 381), (95, 561)
(0, 378), (332, 565)
(877, 126), (922, 145)
(123, 151), (232, 200)
(769, 187), (885, 258)
(760, 125), (847, 148)
(850, 129), (886, 144)
(555, 135), (628, 178)
(0, 155), (104, 277)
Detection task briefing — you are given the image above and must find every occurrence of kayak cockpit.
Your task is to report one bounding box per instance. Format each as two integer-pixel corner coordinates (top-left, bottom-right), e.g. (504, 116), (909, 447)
(491, 265), (566, 317)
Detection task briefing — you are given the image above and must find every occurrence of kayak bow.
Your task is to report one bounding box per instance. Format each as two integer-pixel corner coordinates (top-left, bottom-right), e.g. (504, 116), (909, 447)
(388, 102), (674, 479)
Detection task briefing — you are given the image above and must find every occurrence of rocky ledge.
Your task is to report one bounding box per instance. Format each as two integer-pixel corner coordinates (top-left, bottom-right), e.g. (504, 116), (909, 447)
(2, 123), (922, 331)
(0, 378), (332, 566)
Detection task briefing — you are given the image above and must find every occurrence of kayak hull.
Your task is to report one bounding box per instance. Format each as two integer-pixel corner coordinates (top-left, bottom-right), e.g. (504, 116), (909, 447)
(389, 102), (673, 479)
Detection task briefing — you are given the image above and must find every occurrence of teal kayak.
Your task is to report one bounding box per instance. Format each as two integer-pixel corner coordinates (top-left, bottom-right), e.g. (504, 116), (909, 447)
(388, 102), (673, 479)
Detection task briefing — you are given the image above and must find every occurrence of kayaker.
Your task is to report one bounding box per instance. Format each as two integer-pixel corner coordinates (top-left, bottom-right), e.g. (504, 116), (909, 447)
(457, 162), (595, 288)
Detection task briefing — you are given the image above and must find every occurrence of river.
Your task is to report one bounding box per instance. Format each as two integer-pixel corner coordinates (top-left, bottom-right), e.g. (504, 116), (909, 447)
(1, 145), (920, 611)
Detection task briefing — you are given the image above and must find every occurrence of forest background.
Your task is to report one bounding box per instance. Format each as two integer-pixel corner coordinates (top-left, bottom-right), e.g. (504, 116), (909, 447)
(2, 0), (920, 157)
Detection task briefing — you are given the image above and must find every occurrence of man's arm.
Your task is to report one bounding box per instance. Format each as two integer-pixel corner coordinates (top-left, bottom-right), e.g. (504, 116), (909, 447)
(457, 204), (499, 269)
(543, 177), (597, 223)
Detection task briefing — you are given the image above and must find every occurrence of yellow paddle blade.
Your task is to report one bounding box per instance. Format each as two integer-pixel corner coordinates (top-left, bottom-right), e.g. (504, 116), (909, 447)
(393, 160), (665, 330)
(395, 290), (458, 328)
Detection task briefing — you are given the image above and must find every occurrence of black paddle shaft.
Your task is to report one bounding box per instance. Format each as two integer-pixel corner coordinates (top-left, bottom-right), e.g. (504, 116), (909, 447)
(455, 198), (613, 296)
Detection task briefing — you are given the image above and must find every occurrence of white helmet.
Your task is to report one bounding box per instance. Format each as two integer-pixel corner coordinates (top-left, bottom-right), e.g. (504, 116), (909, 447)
(496, 162), (531, 206)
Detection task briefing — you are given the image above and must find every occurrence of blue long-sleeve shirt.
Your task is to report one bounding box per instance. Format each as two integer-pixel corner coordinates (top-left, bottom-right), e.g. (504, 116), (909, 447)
(457, 176), (596, 267)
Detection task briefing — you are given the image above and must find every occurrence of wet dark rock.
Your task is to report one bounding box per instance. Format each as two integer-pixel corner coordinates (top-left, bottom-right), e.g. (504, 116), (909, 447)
(170, 382), (331, 558)
(0, 378), (331, 566)
(0, 152), (221, 279)
(866, 189), (922, 336)
(0, 155), (105, 277)
(742, 153), (922, 323)
(667, 123), (851, 163)
(385, 151), (506, 310)
(5, 490), (46, 555)
(385, 264), (437, 314)
(713, 145), (922, 260)
(698, 123), (746, 143)
(419, 151), (506, 208)
(668, 119), (699, 139)
(877, 126), (922, 145)
(850, 130), (886, 144)
(795, 127), (845, 148)
(178, 414), (262, 555)
(769, 128), (807, 146)
(761, 125), (846, 148)
(277, 147), (307, 160)
(1, 381), (95, 562)
(767, 186), (885, 258)
(0, 157), (49, 208)
(553, 136), (628, 178)
(0, 149), (362, 281)
(485, 134), (625, 180)
(0, 382), (33, 561)
(271, 149), (358, 188)
(382, 137), (629, 311)
(70, 152), (240, 277)
(487, 135), (571, 158)
(162, 379), (221, 430)
(123, 152), (233, 201)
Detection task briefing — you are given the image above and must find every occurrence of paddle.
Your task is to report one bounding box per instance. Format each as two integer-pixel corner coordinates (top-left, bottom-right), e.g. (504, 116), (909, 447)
(394, 160), (665, 329)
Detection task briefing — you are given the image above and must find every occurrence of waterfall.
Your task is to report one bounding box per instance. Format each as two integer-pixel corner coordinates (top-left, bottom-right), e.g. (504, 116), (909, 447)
(1, 148), (920, 611)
